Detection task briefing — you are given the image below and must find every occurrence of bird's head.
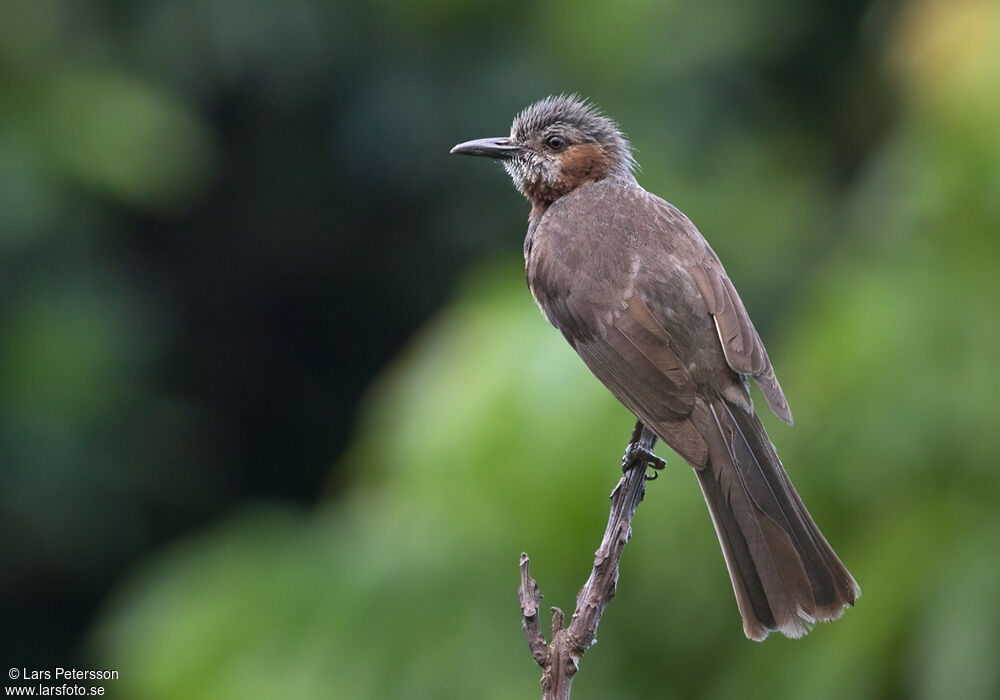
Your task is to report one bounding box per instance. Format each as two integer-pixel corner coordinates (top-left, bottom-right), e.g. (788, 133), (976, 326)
(451, 95), (634, 207)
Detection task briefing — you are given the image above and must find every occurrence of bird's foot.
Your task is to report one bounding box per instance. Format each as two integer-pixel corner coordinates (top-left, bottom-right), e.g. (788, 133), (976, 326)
(621, 442), (666, 479)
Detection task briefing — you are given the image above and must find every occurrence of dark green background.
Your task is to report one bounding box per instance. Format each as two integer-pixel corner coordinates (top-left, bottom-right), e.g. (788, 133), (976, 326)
(2, 0), (999, 697)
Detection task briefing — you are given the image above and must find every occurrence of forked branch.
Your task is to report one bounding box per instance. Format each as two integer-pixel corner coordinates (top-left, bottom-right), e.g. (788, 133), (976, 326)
(518, 421), (661, 699)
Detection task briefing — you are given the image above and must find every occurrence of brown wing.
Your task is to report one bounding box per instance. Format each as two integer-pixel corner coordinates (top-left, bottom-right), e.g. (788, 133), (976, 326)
(572, 291), (709, 466)
(688, 257), (793, 425)
(529, 242), (709, 465)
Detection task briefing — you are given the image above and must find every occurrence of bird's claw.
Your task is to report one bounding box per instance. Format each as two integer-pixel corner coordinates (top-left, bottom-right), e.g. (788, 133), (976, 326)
(621, 442), (666, 475)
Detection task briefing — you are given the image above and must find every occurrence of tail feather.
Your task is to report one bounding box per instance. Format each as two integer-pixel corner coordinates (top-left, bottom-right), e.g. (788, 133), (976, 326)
(693, 399), (859, 640)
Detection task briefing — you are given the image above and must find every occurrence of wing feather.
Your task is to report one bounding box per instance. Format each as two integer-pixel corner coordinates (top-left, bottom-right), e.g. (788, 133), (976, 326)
(688, 259), (793, 424)
(573, 292), (709, 465)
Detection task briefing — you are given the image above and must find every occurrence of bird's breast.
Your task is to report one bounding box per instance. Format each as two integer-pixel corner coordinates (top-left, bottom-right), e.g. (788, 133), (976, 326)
(525, 186), (644, 342)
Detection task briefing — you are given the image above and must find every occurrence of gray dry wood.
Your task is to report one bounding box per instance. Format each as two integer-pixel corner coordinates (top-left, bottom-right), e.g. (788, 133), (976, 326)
(518, 422), (659, 699)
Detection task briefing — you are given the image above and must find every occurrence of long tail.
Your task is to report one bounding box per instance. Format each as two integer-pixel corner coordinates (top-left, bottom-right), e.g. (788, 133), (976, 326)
(694, 398), (860, 640)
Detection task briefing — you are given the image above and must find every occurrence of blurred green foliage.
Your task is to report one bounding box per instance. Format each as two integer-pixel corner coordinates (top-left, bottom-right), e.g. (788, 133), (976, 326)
(2, 0), (1000, 697)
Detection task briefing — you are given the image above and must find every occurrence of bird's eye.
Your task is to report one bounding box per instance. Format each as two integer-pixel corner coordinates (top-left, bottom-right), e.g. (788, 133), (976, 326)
(545, 135), (568, 151)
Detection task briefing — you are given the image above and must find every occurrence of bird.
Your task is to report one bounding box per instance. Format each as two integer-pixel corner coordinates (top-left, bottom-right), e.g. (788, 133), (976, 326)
(450, 95), (859, 641)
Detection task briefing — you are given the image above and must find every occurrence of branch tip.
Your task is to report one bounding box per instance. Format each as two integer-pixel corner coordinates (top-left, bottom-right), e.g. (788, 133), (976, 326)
(551, 606), (566, 635)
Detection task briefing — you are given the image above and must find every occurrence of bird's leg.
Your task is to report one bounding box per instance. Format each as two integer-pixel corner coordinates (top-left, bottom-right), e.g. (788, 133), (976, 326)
(622, 419), (666, 479)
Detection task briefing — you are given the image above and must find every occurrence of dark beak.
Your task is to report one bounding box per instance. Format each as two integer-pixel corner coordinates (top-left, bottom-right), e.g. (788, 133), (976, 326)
(450, 137), (523, 159)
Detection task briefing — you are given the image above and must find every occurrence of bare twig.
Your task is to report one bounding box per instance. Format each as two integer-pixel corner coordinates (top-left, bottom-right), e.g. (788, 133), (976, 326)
(518, 421), (661, 699)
